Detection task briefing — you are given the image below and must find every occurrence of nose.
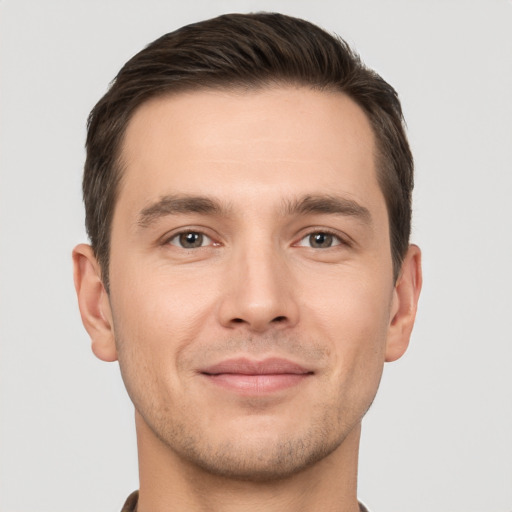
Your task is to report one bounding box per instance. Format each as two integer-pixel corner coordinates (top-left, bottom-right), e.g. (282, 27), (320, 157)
(217, 242), (300, 333)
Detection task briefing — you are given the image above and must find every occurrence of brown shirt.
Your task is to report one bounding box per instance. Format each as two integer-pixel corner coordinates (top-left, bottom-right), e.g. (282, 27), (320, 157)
(120, 490), (372, 511)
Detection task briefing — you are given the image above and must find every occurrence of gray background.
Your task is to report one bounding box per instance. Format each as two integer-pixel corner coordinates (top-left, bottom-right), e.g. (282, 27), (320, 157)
(1, 1), (511, 511)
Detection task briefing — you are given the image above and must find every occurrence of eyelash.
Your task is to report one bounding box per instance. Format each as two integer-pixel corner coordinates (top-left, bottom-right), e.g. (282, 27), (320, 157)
(166, 230), (216, 249)
(165, 228), (349, 250)
(295, 229), (348, 249)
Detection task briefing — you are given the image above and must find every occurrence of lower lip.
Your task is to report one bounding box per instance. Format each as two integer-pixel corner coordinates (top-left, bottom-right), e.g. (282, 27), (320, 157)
(202, 373), (310, 394)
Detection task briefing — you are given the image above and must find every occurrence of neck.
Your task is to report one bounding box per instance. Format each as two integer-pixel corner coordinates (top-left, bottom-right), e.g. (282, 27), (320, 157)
(135, 412), (362, 512)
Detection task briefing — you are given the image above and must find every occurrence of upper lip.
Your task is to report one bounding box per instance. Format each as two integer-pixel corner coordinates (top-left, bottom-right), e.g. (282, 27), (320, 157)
(200, 357), (312, 375)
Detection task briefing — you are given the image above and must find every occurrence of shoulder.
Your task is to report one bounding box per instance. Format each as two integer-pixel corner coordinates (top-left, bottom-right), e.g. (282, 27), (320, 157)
(120, 490), (139, 512)
(359, 501), (372, 512)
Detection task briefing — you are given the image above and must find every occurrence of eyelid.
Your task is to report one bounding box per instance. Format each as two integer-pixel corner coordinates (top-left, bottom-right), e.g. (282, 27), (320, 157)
(294, 228), (351, 248)
(162, 227), (219, 248)
(160, 226), (352, 249)
(169, 233), (212, 248)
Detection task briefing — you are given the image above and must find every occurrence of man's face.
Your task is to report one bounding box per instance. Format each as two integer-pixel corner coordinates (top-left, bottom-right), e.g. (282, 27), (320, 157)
(101, 86), (408, 479)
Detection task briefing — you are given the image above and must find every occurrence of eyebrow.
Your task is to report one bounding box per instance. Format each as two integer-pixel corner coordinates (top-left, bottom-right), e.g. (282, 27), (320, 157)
(282, 194), (372, 225)
(137, 194), (229, 228)
(137, 193), (372, 228)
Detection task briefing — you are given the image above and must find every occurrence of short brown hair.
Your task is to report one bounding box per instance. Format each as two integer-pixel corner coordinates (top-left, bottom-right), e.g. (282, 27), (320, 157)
(84, 12), (413, 290)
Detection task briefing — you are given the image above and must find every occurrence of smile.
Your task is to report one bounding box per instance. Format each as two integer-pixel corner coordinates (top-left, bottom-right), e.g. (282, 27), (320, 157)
(199, 357), (314, 394)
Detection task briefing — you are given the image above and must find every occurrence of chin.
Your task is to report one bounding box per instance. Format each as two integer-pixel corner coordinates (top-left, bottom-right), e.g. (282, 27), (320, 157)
(165, 422), (347, 483)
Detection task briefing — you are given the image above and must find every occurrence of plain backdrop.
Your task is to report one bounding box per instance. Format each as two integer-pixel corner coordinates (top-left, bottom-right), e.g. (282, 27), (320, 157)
(1, 1), (511, 511)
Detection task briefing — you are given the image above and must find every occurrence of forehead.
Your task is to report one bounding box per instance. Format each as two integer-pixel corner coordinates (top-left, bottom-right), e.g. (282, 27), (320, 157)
(117, 86), (383, 220)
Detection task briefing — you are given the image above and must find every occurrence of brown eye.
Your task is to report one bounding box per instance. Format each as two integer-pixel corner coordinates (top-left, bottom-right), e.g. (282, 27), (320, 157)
(309, 232), (334, 248)
(169, 231), (210, 248)
(296, 231), (342, 249)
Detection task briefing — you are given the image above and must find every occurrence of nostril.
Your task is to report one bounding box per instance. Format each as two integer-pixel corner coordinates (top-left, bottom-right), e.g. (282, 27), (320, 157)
(228, 316), (288, 328)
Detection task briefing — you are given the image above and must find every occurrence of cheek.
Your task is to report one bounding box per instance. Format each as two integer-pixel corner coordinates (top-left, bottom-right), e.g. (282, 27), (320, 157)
(303, 270), (391, 382)
(111, 259), (218, 341)
(108, 263), (221, 396)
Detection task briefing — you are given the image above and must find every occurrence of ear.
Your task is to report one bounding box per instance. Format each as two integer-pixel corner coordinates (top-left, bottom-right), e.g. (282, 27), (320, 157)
(72, 244), (117, 362)
(385, 244), (422, 362)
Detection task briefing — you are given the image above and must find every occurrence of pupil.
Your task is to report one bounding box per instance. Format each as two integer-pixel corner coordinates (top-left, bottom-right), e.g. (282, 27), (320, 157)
(180, 232), (202, 247)
(311, 233), (332, 248)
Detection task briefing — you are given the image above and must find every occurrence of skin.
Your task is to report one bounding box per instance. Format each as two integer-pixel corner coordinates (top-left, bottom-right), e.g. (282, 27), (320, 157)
(73, 86), (422, 512)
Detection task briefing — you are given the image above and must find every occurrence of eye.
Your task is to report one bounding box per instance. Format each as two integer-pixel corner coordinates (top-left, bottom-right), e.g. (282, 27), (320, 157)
(296, 231), (342, 249)
(168, 231), (212, 249)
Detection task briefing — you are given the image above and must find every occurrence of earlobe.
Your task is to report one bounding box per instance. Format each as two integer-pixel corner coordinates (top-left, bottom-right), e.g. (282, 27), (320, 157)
(385, 244), (422, 362)
(72, 244), (118, 362)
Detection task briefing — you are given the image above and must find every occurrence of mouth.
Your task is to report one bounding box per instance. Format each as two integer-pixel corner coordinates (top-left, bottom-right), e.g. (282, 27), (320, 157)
(199, 357), (314, 394)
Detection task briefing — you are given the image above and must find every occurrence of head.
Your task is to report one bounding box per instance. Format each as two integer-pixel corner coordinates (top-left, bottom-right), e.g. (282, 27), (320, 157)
(74, 12), (421, 482)
(83, 12), (413, 292)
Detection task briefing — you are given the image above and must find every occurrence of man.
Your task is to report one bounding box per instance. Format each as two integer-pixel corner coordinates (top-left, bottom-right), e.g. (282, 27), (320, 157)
(73, 12), (421, 512)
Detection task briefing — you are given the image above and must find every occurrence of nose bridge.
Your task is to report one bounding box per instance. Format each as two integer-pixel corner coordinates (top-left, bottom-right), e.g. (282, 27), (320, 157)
(218, 232), (298, 331)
